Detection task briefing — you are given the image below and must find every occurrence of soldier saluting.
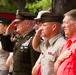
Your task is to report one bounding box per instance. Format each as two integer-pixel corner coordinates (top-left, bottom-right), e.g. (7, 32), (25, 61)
(5, 10), (40, 75)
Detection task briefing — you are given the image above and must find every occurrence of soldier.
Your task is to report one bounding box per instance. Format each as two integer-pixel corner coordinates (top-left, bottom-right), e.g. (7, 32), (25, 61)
(0, 13), (16, 52)
(32, 12), (66, 75)
(5, 10), (40, 75)
(32, 10), (50, 75)
(0, 13), (15, 75)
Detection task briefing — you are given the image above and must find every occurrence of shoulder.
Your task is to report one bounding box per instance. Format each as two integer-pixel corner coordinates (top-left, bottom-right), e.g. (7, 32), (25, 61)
(54, 36), (66, 49)
(57, 36), (66, 43)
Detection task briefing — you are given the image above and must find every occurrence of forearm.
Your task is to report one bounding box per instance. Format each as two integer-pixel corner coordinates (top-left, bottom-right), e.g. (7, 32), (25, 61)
(6, 53), (13, 68)
(32, 33), (41, 51)
(32, 62), (40, 75)
(54, 58), (62, 73)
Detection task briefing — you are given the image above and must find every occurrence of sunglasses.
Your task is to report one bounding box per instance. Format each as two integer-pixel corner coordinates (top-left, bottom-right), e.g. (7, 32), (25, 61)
(34, 19), (41, 24)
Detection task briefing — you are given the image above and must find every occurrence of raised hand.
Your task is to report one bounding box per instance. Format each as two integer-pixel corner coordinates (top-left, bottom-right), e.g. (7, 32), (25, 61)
(5, 21), (17, 35)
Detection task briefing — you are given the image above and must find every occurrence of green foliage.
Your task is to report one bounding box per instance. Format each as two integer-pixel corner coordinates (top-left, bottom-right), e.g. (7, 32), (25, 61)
(26, 0), (52, 14)
(0, 5), (17, 13)
(0, 0), (17, 13)
(0, 0), (52, 14)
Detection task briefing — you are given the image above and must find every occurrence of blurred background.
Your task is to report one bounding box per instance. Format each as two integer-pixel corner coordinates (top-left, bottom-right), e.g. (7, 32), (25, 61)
(0, 0), (52, 14)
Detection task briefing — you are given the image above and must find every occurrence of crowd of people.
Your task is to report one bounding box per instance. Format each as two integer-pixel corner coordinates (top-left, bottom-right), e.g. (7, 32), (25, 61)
(0, 2), (76, 75)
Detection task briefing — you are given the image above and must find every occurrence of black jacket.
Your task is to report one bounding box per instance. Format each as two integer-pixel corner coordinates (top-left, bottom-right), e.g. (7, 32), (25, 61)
(13, 29), (40, 75)
(0, 34), (15, 52)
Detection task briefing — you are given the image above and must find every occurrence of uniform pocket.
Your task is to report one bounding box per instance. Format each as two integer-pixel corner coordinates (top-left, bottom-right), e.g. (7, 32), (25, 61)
(46, 52), (55, 62)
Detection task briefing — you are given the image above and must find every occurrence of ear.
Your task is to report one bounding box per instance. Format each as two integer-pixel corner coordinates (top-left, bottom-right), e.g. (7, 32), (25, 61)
(26, 20), (30, 27)
(52, 24), (57, 31)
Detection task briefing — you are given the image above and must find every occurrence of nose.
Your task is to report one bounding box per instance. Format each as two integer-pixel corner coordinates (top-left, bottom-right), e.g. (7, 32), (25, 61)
(61, 23), (65, 29)
(39, 25), (43, 31)
(14, 23), (18, 30)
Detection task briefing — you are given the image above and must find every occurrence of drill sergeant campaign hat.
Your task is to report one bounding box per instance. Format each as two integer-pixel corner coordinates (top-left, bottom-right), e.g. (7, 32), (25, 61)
(40, 12), (63, 23)
(14, 10), (36, 22)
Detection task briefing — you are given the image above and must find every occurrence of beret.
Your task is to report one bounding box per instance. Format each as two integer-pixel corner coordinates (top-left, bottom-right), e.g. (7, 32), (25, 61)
(0, 13), (16, 25)
(0, 17), (12, 25)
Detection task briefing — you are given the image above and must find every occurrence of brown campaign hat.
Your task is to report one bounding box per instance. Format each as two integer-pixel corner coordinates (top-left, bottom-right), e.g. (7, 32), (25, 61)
(40, 12), (63, 23)
(0, 13), (16, 25)
(14, 10), (36, 22)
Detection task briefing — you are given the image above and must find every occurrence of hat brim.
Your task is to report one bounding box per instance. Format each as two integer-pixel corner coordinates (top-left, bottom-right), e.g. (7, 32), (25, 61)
(13, 18), (21, 22)
(34, 17), (40, 20)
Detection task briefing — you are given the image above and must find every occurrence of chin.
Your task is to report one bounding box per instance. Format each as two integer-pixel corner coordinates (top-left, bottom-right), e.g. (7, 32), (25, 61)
(65, 34), (68, 37)
(65, 34), (69, 38)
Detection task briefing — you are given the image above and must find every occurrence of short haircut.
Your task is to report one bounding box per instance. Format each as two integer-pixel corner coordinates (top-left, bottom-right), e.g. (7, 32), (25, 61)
(64, 9), (76, 21)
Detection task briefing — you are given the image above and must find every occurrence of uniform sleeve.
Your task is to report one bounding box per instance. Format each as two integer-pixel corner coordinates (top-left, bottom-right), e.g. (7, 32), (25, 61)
(1, 35), (15, 52)
(36, 41), (44, 53)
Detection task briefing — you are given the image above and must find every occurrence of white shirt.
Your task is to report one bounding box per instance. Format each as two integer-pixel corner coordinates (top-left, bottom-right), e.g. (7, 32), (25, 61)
(0, 41), (9, 70)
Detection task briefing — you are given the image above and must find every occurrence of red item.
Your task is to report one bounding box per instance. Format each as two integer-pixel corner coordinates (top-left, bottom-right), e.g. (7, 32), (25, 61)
(0, 13), (16, 21)
(37, 66), (41, 75)
(57, 36), (76, 75)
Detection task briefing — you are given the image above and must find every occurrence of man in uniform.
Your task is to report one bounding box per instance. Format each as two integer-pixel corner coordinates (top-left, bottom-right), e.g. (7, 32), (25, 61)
(0, 13), (16, 75)
(0, 13), (16, 52)
(32, 12), (66, 75)
(5, 10), (40, 75)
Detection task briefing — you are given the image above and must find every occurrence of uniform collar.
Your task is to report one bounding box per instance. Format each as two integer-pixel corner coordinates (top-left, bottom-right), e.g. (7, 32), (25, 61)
(23, 29), (35, 38)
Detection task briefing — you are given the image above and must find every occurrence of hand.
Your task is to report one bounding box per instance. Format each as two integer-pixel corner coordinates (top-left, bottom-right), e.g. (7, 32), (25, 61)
(5, 21), (17, 35)
(54, 49), (72, 72)
(35, 26), (43, 37)
(58, 49), (72, 62)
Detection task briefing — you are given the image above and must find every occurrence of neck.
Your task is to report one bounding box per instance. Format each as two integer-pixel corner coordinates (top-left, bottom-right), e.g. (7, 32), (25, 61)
(47, 32), (60, 40)
(22, 28), (33, 36)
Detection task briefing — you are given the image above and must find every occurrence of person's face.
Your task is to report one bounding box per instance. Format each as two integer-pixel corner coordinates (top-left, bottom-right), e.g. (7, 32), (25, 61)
(41, 22), (55, 39)
(16, 20), (27, 35)
(62, 16), (76, 38)
(0, 23), (6, 34)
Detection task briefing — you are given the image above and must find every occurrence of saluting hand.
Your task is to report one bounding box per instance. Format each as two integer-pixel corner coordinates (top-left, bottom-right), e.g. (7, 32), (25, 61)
(5, 21), (17, 35)
(36, 26), (43, 37)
